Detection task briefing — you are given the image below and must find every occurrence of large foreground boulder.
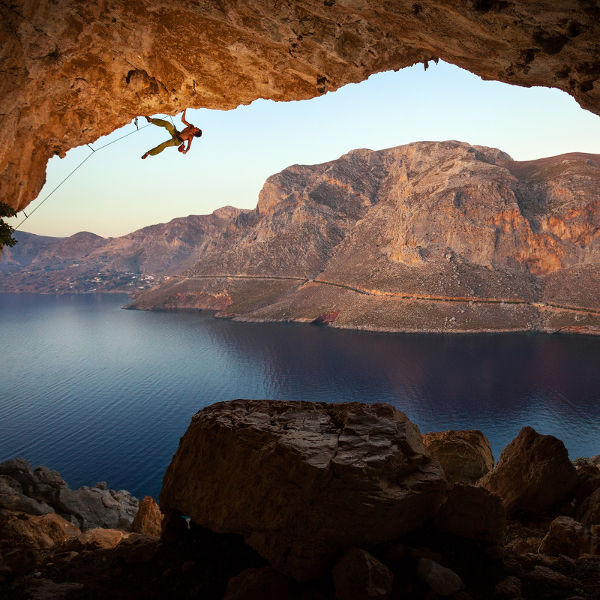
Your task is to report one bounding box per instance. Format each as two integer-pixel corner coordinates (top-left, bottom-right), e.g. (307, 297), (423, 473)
(478, 427), (577, 517)
(422, 430), (494, 484)
(160, 400), (447, 581)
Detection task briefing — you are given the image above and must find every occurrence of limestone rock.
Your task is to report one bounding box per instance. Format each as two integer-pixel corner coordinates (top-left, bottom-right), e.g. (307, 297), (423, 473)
(160, 400), (447, 581)
(224, 567), (301, 600)
(130, 496), (162, 537)
(422, 430), (494, 484)
(478, 427), (577, 517)
(2, 1), (600, 215)
(434, 484), (506, 549)
(56, 485), (138, 530)
(0, 458), (139, 531)
(417, 558), (463, 597)
(332, 548), (394, 600)
(539, 516), (599, 558)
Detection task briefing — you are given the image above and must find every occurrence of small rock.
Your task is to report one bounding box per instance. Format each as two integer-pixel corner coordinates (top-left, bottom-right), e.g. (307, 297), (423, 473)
(539, 516), (598, 558)
(577, 487), (600, 528)
(494, 575), (522, 599)
(224, 566), (301, 600)
(525, 564), (574, 589)
(332, 547), (394, 600)
(130, 496), (162, 537)
(417, 558), (463, 596)
(422, 430), (494, 484)
(67, 527), (127, 551)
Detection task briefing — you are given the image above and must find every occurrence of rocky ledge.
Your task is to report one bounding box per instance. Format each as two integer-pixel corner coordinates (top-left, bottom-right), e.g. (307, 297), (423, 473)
(2, 400), (599, 600)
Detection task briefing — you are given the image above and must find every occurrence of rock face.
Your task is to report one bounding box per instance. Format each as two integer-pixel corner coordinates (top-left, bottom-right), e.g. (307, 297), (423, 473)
(129, 143), (600, 334)
(423, 430), (494, 484)
(2, 1), (599, 216)
(0, 458), (139, 530)
(160, 399), (447, 581)
(478, 427), (577, 517)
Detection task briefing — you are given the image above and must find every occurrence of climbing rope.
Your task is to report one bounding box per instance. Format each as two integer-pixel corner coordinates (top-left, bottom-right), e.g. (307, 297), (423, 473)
(13, 115), (176, 230)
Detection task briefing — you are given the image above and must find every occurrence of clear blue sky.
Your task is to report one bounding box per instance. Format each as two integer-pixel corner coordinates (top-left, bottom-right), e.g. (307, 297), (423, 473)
(11, 61), (600, 238)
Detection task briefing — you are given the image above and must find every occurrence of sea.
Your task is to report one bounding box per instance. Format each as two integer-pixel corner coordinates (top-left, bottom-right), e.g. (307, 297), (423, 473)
(1, 293), (599, 499)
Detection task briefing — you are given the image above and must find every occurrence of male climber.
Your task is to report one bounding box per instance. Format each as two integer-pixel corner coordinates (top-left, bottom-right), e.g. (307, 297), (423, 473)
(141, 109), (202, 159)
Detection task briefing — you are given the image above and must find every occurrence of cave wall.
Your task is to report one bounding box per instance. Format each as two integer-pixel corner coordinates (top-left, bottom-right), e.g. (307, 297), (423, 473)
(1, 0), (599, 213)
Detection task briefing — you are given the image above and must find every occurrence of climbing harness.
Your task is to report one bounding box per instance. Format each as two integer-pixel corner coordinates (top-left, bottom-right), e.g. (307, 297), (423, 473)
(14, 115), (176, 231)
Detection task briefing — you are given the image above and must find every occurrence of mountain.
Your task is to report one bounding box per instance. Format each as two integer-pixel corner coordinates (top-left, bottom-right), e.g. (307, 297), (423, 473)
(130, 141), (600, 333)
(0, 207), (248, 293)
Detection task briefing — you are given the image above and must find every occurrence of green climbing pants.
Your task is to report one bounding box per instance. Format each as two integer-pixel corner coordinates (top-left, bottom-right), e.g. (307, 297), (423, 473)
(146, 118), (183, 156)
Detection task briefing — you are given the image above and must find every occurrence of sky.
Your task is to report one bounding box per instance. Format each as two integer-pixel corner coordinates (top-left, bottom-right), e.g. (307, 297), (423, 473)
(9, 60), (600, 238)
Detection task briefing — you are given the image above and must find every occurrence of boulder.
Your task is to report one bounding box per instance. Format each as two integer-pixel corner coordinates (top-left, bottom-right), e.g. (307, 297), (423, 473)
(417, 558), (463, 596)
(224, 567), (301, 600)
(422, 430), (494, 484)
(539, 516), (599, 558)
(160, 400), (447, 581)
(0, 510), (80, 552)
(0, 458), (139, 530)
(434, 484), (506, 549)
(130, 496), (162, 537)
(332, 548), (394, 600)
(577, 487), (600, 528)
(478, 427), (577, 517)
(56, 485), (138, 530)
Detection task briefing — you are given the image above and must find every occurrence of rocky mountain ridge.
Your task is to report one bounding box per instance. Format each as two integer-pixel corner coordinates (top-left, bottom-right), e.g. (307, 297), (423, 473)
(131, 141), (600, 333)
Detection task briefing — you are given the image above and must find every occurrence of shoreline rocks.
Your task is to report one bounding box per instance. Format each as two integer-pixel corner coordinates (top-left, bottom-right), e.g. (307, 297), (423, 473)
(0, 458), (139, 531)
(1, 401), (599, 599)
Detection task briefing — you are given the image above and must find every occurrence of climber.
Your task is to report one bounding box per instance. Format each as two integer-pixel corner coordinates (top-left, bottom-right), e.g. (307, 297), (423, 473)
(141, 109), (202, 159)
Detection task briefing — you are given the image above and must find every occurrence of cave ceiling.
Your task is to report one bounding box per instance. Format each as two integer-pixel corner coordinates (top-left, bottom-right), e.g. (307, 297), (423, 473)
(1, 0), (599, 213)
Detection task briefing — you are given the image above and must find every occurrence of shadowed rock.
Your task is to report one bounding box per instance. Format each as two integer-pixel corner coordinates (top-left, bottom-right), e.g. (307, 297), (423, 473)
(478, 427), (577, 517)
(434, 484), (506, 550)
(539, 516), (599, 558)
(160, 400), (447, 581)
(332, 547), (394, 600)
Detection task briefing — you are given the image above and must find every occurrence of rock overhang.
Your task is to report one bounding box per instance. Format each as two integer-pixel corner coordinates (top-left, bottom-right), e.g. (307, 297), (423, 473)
(1, 0), (599, 218)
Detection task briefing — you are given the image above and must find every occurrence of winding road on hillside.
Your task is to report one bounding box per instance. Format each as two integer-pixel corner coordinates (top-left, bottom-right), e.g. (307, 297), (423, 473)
(168, 274), (600, 318)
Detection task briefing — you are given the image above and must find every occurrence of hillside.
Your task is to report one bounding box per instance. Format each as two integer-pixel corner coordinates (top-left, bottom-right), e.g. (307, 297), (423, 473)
(0, 207), (248, 294)
(130, 141), (600, 333)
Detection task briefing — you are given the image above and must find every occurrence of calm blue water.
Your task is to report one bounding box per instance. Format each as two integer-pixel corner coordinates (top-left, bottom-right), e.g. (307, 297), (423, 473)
(1, 293), (599, 499)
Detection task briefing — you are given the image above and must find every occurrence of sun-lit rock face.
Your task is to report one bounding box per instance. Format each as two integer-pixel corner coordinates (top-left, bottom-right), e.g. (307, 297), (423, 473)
(1, 0), (599, 214)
